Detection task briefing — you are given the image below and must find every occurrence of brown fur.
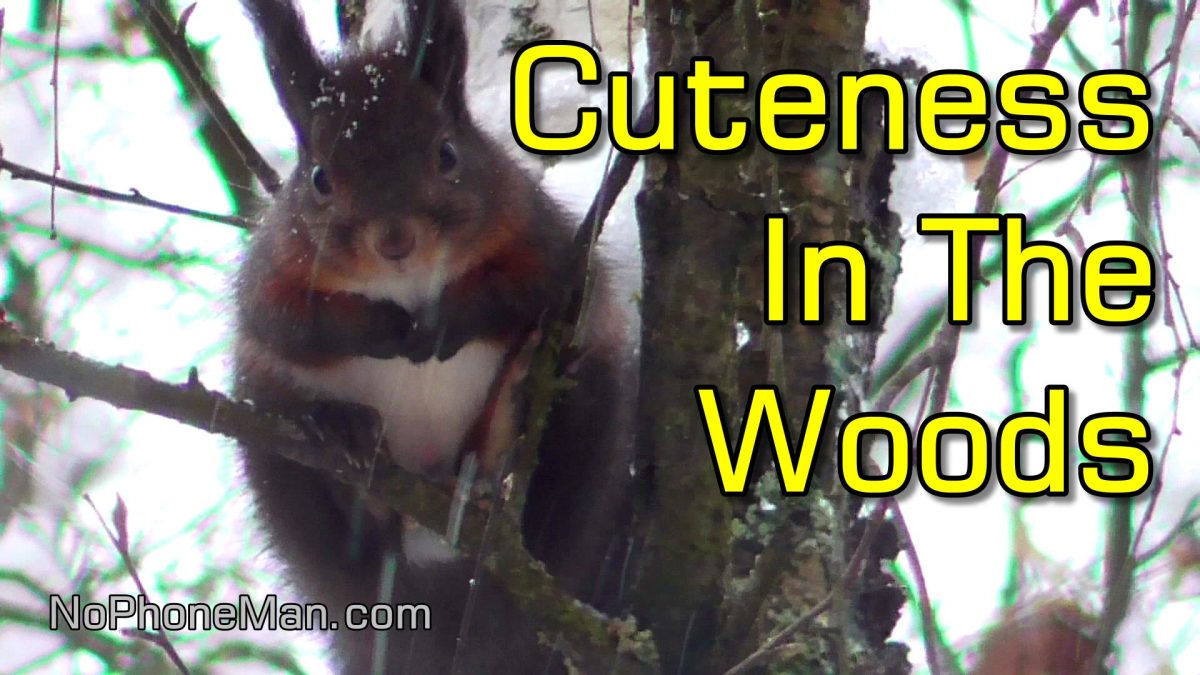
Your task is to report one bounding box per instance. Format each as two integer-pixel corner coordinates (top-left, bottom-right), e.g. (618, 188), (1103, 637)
(232, 1), (635, 672)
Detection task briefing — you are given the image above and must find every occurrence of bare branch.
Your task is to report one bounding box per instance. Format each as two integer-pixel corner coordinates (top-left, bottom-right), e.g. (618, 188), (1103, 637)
(50, 0), (64, 238)
(890, 499), (955, 675)
(1137, 496), (1200, 566)
(84, 495), (191, 675)
(0, 319), (654, 674)
(1170, 111), (1200, 153)
(132, 0), (281, 194)
(889, 0), (1100, 421)
(971, 0), (1098, 260)
(1130, 0), (1199, 571)
(0, 157), (252, 229)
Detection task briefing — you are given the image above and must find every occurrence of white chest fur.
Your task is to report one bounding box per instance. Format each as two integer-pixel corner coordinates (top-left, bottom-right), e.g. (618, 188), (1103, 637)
(289, 342), (505, 475)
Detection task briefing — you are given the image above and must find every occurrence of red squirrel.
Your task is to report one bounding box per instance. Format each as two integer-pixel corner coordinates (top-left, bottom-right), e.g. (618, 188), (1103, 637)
(232, 0), (634, 671)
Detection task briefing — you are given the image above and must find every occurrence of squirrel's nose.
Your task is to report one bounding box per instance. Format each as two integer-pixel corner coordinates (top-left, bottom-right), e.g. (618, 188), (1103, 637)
(375, 226), (416, 261)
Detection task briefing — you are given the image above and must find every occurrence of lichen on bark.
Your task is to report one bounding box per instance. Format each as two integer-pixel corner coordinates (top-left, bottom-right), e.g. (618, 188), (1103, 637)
(633, 1), (908, 672)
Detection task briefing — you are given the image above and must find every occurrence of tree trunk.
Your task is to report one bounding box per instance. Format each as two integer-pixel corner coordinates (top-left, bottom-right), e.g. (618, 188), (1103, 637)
(633, 1), (908, 672)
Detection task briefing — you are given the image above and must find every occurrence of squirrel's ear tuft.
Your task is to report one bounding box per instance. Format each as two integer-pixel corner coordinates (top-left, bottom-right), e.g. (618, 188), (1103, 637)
(242, 0), (328, 147)
(406, 0), (469, 120)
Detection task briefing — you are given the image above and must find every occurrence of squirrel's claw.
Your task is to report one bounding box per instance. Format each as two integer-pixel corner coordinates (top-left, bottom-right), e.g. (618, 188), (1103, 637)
(301, 399), (387, 470)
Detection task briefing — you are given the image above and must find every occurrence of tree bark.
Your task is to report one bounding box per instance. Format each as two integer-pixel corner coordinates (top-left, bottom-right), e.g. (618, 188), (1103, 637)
(634, 1), (908, 672)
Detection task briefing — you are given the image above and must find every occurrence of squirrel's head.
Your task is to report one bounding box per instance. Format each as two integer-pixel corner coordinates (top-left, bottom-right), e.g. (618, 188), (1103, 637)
(244, 0), (530, 302)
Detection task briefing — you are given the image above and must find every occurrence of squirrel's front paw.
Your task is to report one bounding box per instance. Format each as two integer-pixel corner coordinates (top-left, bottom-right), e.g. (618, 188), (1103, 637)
(360, 302), (452, 364)
(361, 302), (418, 359)
(301, 399), (386, 469)
(399, 324), (441, 363)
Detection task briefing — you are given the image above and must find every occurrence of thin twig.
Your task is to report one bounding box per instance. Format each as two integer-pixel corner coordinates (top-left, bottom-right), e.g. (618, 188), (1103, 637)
(1117, 0), (1130, 70)
(886, 0), (1098, 422)
(562, 100), (653, 338)
(889, 500), (949, 675)
(996, 148), (1090, 195)
(875, 349), (936, 411)
(132, 0), (281, 194)
(1136, 497), (1200, 566)
(1088, 1), (1172, 670)
(723, 501), (890, 675)
(84, 495), (191, 674)
(585, 0), (602, 50)
(450, 454), (501, 675)
(1170, 111), (1200, 153)
(627, 0), (637, 68)
(1130, 0), (1199, 564)
(972, 0), (1098, 270)
(50, 0), (65, 239)
(919, 324), (961, 416)
(0, 157), (252, 228)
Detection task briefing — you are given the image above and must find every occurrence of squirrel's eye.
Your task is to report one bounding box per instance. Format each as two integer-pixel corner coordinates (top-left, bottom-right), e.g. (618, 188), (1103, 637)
(311, 165), (333, 198)
(438, 140), (458, 175)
